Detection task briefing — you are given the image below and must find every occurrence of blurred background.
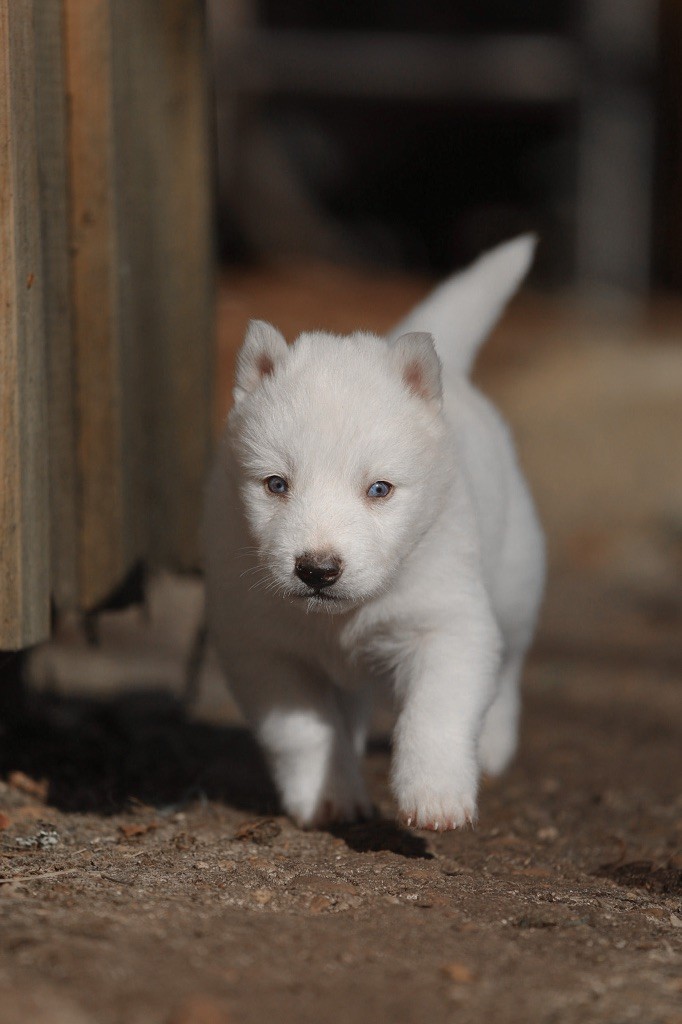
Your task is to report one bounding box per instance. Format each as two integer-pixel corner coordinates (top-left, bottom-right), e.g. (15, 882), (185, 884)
(210, 0), (680, 291)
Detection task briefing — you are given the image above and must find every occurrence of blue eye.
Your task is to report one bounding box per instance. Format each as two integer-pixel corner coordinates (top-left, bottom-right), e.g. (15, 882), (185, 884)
(265, 475), (288, 494)
(367, 481), (392, 498)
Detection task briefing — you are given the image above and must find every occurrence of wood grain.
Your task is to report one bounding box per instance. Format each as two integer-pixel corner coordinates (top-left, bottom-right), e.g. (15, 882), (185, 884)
(34, 0), (80, 611)
(1, 0), (214, 641)
(0, 0), (50, 647)
(111, 0), (213, 571)
(63, 0), (135, 608)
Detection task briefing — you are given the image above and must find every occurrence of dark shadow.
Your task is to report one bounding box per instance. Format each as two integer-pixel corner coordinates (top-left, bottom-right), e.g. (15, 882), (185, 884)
(0, 688), (434, 857)
(0, 650), (28, 726)
(595, 859), (682, 896)
(367, 735), (392, 756)
(0, 688), (277, 816)
(329, 818), (433, 859)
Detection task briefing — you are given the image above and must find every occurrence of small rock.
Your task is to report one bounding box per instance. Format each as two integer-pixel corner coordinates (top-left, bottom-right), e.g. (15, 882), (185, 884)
(7, 771), (48, 802)
(417, 894), (450, 909)
(401, 865), (433, 881)
(234, 818), (281, 846)
(15, 827), (59, 850)
(119, 821), (159, 840)
(670, 913), (682, 928)
(252, 888), (272, 905)
(309, 895), (334, 913)
(441, 962), (475, 984)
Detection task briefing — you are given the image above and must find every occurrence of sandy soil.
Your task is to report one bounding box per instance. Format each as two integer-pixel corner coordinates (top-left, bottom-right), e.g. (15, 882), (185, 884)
(1, 278), (681, 1023)
(1, 628), (681, 1024)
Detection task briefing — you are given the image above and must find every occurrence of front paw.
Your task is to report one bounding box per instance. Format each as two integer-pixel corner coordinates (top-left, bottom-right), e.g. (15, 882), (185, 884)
(396, 794), (476, 831)
(393, 763), (478, 831)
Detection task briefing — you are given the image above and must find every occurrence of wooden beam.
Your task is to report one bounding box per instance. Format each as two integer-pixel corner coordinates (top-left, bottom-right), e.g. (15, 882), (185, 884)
(34, 0), (80, 611)
(2, 0), (214, 638)
(62, 0), (136, 608)
(111, 0), (213, 571)
(221, 30), (579, 103)
(0, 0), (50, 648)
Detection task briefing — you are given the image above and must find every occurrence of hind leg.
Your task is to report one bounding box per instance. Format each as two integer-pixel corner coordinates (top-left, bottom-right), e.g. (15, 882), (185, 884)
(478, 650), (524, 777)
(481, 505), (544, 776)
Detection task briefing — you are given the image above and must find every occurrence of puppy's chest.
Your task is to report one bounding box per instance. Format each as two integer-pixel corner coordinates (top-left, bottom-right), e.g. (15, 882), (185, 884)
(320, 615), (410, 689)
(262, 600), (411, 688)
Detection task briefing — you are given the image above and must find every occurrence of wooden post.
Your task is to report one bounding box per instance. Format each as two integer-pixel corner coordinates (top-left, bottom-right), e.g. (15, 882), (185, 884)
(59, 0), (213, 606)
(111, 0), (213, 571)
(62, 0), (136, 609)
(34, 0), (80, 612)
(0, 0), (50, 648)
(0, 0), (213, 642)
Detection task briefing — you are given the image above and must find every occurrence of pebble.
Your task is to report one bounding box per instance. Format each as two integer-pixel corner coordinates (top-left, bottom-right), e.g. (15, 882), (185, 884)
(309, 895), (334, 913)
(252, 888), (272, 905)
(441, 962), (475, 984)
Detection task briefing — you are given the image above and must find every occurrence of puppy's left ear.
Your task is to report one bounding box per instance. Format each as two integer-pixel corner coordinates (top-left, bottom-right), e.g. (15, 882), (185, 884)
(234, 320), (288, 402)
(389, 331), (442, 407)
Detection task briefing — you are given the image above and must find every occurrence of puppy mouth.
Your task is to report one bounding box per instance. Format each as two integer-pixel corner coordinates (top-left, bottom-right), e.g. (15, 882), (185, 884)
(296, 588), (341, 602)
(289, 582), (359, 606)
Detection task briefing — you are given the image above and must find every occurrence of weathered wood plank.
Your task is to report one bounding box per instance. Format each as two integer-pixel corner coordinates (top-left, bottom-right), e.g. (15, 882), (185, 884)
(0, 0), (50, 648)
(33, 0), (80, 611)
(62, 0), (135, 608)
(150, 0), (213, 571)
(111, 0), (213, 570)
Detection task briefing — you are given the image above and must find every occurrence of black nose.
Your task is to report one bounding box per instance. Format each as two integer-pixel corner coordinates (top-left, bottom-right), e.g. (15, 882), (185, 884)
(294, 553), (343, 589)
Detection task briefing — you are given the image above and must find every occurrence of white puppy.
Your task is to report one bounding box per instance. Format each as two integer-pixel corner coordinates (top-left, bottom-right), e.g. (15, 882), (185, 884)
(204, 236), (545, 831)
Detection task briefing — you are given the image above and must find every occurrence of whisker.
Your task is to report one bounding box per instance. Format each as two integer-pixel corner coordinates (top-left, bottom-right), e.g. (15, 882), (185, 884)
(248, 576), (272, 593)
(234, 547), (260, 560)
(239, 565), (267, 579)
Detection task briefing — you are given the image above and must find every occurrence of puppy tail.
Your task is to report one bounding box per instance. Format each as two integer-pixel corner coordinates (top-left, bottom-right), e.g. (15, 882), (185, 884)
(387, 234), (537, 376)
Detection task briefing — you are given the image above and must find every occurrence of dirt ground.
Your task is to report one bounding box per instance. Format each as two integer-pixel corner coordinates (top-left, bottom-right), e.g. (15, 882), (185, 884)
(1, 273), (681, 1024)
(1, 634), (681, 1024)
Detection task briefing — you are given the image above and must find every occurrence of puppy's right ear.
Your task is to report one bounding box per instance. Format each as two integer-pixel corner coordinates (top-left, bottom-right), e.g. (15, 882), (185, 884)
(389, 331), (442, 408)
(234, 320), (288, 402)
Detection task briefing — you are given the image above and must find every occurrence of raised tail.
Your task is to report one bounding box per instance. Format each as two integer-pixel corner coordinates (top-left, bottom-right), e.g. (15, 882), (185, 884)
(387, 234), (537, 376)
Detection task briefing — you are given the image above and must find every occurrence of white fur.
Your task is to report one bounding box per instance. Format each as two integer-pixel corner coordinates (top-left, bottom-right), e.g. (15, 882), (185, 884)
(203, 235), (545, 830)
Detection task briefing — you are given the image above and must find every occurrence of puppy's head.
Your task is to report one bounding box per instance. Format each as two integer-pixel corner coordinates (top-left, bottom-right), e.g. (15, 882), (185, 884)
(229, 321), (449, 611)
